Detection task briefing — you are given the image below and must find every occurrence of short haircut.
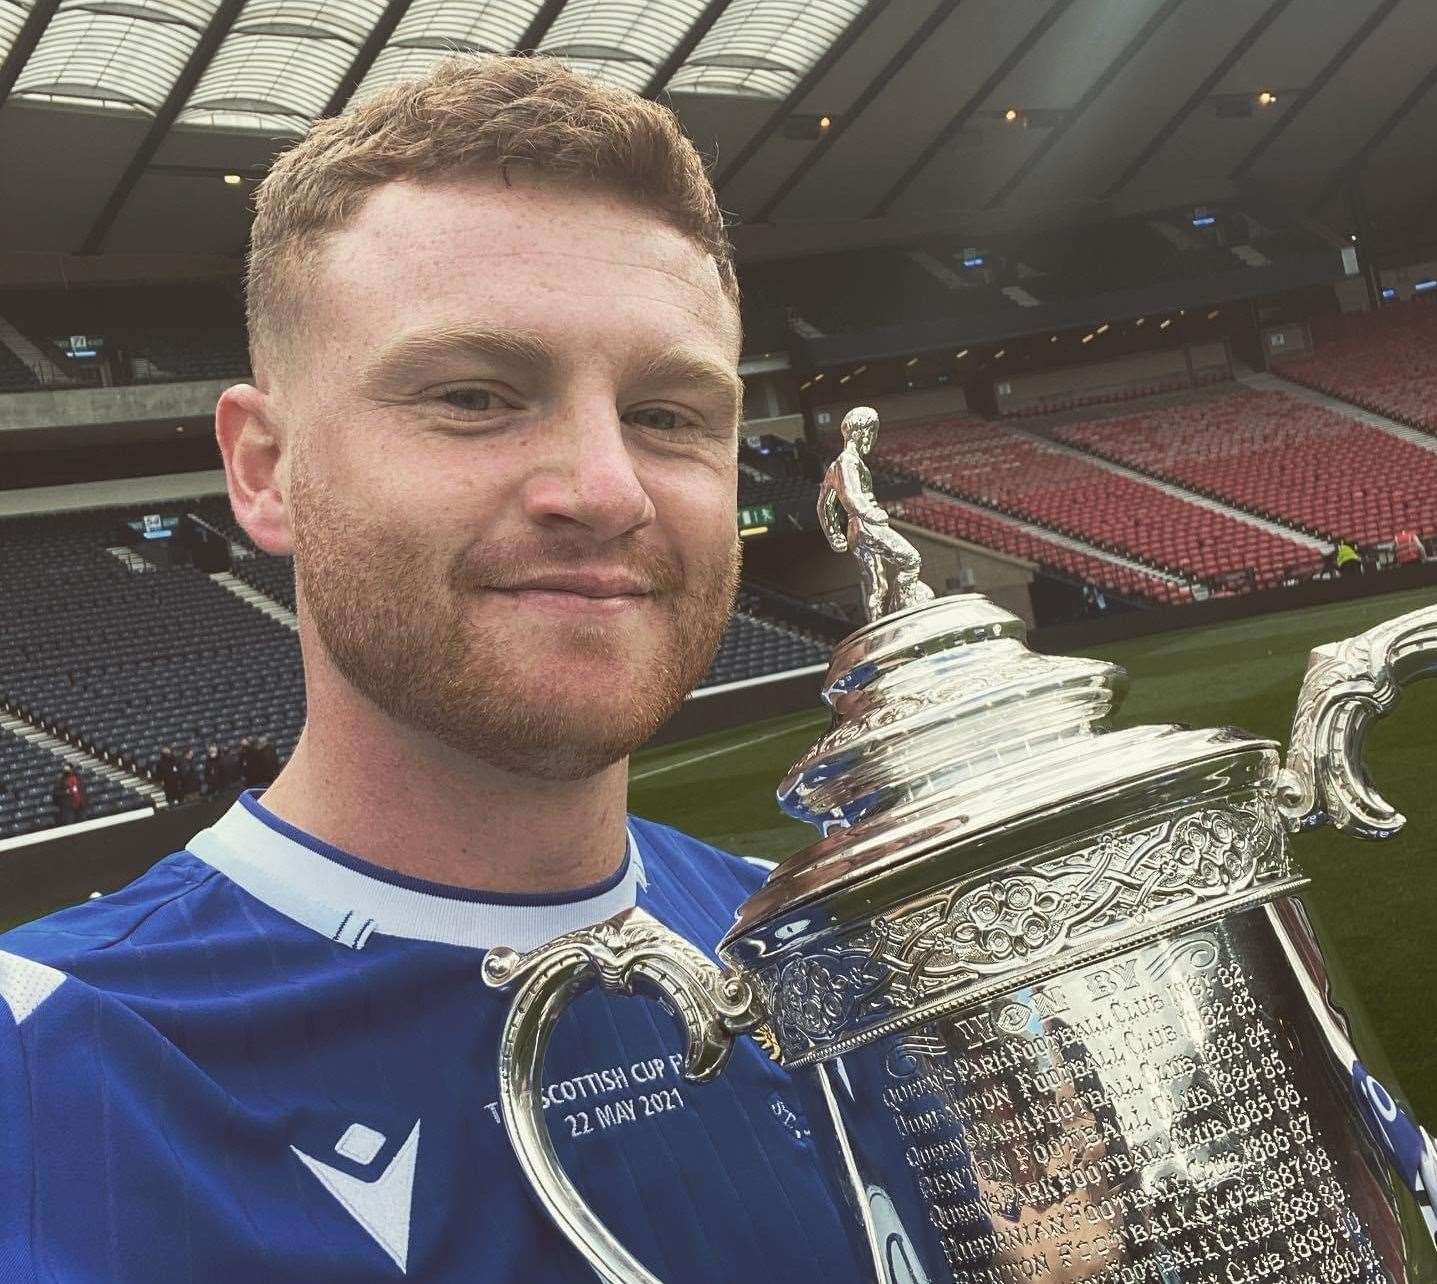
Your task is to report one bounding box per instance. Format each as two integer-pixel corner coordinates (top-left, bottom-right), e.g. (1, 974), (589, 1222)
(245, 53), (739, 378)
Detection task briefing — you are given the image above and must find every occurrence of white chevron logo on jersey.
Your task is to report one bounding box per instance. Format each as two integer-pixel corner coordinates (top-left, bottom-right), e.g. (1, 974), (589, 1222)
(293, 1119), (421, 1273)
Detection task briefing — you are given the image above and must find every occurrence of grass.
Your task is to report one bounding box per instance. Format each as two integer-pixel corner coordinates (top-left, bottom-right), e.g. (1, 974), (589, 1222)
(6, 588), (1434, 1116)
(630, 586), (1437, 1120)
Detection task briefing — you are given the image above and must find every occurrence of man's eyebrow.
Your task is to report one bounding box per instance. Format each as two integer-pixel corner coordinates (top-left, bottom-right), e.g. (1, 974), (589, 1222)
(360, 324), (560, 392)
(631, 345), (744, 419)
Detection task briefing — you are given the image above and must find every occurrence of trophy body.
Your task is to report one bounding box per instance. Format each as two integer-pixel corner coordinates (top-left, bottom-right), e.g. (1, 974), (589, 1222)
(794, 907), (1414, 1283)
(486, 409), (1437, 1284)
(719, 594), (1436, 1284)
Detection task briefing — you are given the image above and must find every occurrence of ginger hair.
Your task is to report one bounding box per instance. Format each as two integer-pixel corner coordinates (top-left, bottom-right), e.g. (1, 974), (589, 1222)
(244, 53), (739, 377)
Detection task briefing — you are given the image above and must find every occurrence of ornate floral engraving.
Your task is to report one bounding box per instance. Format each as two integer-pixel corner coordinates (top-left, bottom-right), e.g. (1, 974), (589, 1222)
(757, 795), (1292, 1058)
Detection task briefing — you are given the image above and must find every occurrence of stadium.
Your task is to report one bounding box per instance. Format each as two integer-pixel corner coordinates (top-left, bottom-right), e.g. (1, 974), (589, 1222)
(2, 1), (1436, 1279)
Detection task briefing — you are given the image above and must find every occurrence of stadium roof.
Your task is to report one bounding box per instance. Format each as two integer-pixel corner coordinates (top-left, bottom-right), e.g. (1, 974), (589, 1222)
(0, 0), (1434, 270)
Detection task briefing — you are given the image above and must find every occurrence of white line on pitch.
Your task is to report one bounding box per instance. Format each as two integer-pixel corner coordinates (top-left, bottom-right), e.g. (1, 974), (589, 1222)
(630, 716), (824, 783)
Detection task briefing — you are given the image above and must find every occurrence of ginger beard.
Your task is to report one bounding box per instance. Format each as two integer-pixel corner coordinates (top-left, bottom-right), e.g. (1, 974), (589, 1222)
(288, 455), (740, 781)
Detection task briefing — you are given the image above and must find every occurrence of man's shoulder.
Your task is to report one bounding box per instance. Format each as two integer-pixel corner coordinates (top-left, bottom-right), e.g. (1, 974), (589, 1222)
(0, 850), (217, 977)
(628, 815), (777, 901)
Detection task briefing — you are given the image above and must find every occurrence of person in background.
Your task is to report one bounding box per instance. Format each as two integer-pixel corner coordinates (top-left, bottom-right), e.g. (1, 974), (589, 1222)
(153, 744), (182, 806)
(51, 765), (88, 826)
(179, 746), (203, 802)
(238, 735), (261, 788)
(1335, 539), (1362, 578)
(254, 735), (280, 785)
(203, 743), (225, 797)
(219, 739), (244, 796)
(1394, 528), (1427, 566)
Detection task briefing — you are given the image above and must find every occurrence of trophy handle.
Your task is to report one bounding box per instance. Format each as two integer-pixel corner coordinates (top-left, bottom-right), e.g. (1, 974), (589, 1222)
(481, 906), (766, 1284)
(1277, 602), (1437, 838)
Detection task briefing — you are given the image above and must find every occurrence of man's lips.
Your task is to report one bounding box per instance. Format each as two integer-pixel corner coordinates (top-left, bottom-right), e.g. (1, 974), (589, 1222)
(482, 571), (655, 614)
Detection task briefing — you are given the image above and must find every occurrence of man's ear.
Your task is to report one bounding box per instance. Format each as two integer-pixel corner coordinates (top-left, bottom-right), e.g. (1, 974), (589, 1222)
(215, 381), (293, 556)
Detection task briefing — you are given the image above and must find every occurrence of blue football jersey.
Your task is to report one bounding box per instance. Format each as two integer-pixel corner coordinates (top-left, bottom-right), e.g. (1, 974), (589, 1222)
(0, 789), (867, 1283)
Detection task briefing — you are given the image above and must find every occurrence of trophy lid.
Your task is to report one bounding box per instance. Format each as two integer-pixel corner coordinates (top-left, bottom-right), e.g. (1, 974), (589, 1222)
(722, 592), (1277, 958)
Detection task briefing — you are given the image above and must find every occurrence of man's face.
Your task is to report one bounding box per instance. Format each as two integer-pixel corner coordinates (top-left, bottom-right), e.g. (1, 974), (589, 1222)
(276, 173), (742, 780)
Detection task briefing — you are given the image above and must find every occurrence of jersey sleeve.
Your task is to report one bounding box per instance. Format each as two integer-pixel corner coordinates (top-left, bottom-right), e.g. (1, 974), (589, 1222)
(0, 950), (63, 1284)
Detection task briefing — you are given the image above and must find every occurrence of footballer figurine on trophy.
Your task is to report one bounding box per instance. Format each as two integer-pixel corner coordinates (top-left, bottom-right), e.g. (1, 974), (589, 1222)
(818, 405), (933, 621)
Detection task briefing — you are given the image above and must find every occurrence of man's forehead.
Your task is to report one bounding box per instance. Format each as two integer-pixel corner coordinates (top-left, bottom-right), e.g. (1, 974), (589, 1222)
(310, 175), (739, 360)
(333, 175), (725, 298)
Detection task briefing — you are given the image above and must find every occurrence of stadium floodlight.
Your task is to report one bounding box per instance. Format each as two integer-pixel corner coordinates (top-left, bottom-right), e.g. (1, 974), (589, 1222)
(818, 115), (832, 130)
(905, 357), (919, 367)
(1258, 90), (1278, 107)
(1381, 288), (1398, 301)
(1415, 280), (1437, 294)
(1192, 207), (1217, 228)
(1160, 318), (1173, 330)
(955, 349), (969, 360)
(223, 174), (242, 185)
(1082, 333), (1095, 345)
(1096, 323), (1110, 335)
(1004, 107), (1020, 123)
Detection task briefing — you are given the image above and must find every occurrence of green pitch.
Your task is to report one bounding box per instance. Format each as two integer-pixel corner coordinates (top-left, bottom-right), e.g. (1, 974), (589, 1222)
(632, 585), (1437, 1119)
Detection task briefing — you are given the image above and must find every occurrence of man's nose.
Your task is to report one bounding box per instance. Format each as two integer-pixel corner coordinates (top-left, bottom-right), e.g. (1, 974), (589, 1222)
(521, 408), (656, 541)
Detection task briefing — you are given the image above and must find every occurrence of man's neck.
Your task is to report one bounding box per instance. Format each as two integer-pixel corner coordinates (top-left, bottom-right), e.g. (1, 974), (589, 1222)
(256, 700), (632, 898)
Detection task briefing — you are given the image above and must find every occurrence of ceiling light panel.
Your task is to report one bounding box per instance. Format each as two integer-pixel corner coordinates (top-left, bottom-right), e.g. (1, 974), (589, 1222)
(538, 0), (709, 94)
(13, 0), (216, 114)
(349, 0), (540, 104)
(0, 1), (33, 65)
(178, 0), (389, 132)
(667, 0), (866, 99)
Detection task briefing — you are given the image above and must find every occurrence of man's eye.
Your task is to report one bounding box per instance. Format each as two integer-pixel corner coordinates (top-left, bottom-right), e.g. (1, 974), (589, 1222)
(628, 406), (691, 432)
(438, 387), (501, 413)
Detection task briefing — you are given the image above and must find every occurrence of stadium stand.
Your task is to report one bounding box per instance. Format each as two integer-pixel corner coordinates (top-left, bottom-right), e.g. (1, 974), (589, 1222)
(0, 726), (147, 840)
(737, 582), (852, 639)
(0, 508), (305, 808)
(1051, 388), (1437, 547)
(874, 413), (1314, 589)
(1274, 300), (1437, 436)
(701, 611), (828, 687)
(891, 494), (1193, 607)
(0, 341), (40, 392)
(738, 470), (817, 510)
(0, 284), (249, 389)
(1001, 365), (1232, 418)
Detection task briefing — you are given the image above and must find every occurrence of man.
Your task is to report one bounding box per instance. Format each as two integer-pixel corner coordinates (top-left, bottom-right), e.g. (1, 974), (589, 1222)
(203, 742), (225, 796)
(153, 741), (182, 805)
(237, 732), (259, 785)
(254, 733), (280, 784)
(178, 744), (203, 801)
(0, 56), (864, 1283)
(49, 764), (87, 826)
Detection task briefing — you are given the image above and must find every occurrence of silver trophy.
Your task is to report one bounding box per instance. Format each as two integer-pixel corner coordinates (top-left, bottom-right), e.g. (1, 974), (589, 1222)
(486, 406), (1437, 1283)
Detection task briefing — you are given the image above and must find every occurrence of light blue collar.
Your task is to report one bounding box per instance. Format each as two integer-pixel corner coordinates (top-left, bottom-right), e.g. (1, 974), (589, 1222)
(185, 789), (645, 952)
